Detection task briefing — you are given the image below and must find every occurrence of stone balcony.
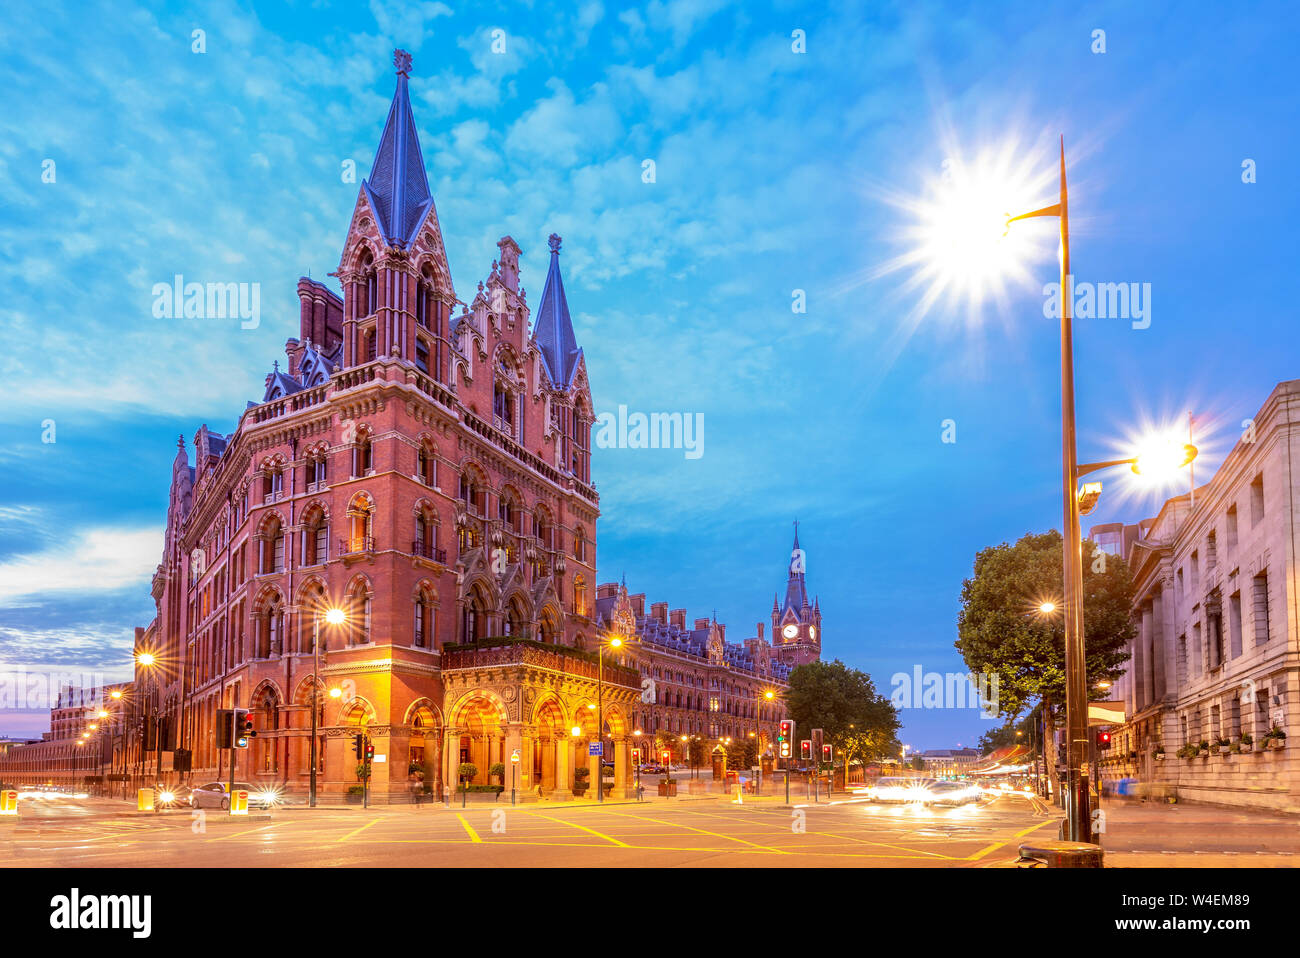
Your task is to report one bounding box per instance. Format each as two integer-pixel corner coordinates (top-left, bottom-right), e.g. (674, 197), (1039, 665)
(441, 638), (640, 689)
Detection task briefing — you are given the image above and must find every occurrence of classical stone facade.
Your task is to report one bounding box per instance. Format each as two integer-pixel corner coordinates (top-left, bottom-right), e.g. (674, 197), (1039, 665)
(1096, 379), (1300, 812)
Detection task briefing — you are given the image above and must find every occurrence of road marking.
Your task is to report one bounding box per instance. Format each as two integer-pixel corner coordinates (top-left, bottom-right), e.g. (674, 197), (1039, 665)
(601, 807), (789, 854)
(965, 817), (1057, 862)
(338, 817), (383, 843)
(455, 814), (482, 843)
(530, 814), (629, 847)
(207, 823), (279, 842)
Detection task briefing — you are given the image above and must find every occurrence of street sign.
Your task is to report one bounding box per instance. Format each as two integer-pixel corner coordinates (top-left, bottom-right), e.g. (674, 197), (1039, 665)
(511, 748), (521, 763)
(588, 742), (603, 756)
(373, 754), (387, 763)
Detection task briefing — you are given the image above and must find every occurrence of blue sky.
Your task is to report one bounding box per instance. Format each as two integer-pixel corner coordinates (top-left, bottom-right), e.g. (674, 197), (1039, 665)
(0, 0), (1297, 746)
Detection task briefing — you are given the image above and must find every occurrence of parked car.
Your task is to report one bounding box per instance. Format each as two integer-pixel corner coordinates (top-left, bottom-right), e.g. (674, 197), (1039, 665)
(639, 763), (666, 775)
(188, 782), (280, 809)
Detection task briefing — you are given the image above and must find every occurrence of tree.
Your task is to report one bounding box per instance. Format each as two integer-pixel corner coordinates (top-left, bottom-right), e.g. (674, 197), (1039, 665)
(785, 659), (901, 763)
(977, 709), (1037, 754)
(956, 530), (1134, 720)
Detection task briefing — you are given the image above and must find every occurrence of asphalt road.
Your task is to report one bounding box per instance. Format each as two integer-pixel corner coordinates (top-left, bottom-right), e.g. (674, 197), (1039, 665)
(1, 791), (1057, 867)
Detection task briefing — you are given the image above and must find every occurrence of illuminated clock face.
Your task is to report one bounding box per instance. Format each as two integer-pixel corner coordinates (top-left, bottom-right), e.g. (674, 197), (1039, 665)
(809, 626), (817, 640)
(782, 625), (799, 640)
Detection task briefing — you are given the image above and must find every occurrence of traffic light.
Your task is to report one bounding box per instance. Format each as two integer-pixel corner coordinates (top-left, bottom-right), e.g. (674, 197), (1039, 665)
(1095, 729), (1112, 751)
(778, 720), (794, 759)
(216, 709), (232, 748)
(233, 709), (254, 749)
(631, 748), (641, 764)
(354, 734), (365, 759)
(365, 742), (375, 762)
(821, 743), (833, 764)
(661, 750), (670, 764)
(800, 739), (812, 761)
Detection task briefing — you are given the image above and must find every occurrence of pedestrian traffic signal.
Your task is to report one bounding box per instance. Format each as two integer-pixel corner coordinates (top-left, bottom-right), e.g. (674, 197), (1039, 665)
(354, 734), (365, 759)
(216, 709), (233, 748)
(234, 709), (254, 749)
(1095, 729), (1112, 750)
(778, 720), (794, 759)
(800, 739), (812, 761)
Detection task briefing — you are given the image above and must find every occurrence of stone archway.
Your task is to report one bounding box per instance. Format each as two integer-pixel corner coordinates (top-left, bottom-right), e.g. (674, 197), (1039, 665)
(448, 693), (507, 787)
(531, 696), (574, 799)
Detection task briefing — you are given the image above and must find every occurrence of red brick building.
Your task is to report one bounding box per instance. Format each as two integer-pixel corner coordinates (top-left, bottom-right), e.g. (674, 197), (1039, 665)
(102, 51), (823, 804)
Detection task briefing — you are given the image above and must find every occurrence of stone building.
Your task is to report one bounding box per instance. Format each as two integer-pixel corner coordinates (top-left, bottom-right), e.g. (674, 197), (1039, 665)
(1097, 379), (1300, 812)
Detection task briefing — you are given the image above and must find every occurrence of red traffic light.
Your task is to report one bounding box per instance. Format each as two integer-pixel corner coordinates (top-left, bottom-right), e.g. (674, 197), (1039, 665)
(1095, 730), (1112, 750)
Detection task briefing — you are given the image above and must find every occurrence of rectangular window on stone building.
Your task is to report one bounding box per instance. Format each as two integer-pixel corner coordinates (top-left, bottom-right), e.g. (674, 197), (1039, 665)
(1190, 550), (1199, 591)
(1206, 530), (1217, 570)
(1226, 503), (1238, 551)
(1192, 622), (1202, 675)
(1229, 592), (1243, 658)
(1252, 571), (1270, 644)
(1250, 473), (1264, 526)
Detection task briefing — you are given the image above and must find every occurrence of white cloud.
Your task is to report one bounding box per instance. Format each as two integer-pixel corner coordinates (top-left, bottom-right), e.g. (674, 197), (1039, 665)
(0, 527), (162, 608)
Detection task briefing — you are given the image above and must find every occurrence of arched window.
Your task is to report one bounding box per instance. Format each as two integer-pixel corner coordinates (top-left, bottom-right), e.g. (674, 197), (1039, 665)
(347, 581), (372, 646)
(574, 527), (587, 563)
(461, 587), (489, 644)
(260, 517), (285, 574)
(493, 357), (515, 437)
(352, 428), (373, 478)
(417, 444), (435, 486)
(346, 498), (373, 554)
(414, 587), (435, 649)
(302, 507), (328, 566)
(414, 509), (437, 559)
(573, 574), (587, 617)
(306, 449), (328, 489)
(360, 252), (377, 317)
(416, 268), (436, 330)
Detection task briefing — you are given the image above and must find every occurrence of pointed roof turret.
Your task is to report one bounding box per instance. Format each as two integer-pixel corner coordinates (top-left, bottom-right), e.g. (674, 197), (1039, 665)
(782, 523), (810, 616)
(532, 234), (583, 387)
(362, 49), (435, 250)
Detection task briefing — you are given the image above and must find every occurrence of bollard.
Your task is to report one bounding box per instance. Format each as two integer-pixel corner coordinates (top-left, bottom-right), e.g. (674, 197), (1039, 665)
(0, 789), (17, 820)
(137, 787), (155, 812)
(1017, 840), (1104, 868)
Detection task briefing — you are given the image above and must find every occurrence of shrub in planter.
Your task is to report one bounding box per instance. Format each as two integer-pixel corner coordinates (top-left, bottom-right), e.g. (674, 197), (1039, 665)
(489, 762), (506, 783)
(1153, 746), (1165, 760)
(1239, 734), (1254, 753)
(1264, 727), (1287, 749)
(457, 763), (479, 784)
(1229, 742), (1241, 754)
(457, 784), (504, 793)
(1199, 740), (1211, 756)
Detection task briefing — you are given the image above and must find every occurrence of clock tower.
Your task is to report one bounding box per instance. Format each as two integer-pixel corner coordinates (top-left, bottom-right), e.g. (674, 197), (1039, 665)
(772, 523), (822, 666)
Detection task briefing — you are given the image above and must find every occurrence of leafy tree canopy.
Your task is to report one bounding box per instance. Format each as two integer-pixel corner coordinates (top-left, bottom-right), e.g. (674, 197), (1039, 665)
(956, 530), (1133, 719)
(785, 659), (901, 759)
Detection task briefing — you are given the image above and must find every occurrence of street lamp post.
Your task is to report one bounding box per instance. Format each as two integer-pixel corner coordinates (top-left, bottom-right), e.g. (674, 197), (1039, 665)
(310, 607), (346, 808)
(595, 635), (622, 803)
(1002, 138), (1095, 843)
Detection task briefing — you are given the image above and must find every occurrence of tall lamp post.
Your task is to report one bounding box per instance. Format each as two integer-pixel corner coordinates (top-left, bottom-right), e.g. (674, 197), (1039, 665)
(1002, 142), (1198, 843)
(595, 635), (623, 803)
(310, 607), (346, 808)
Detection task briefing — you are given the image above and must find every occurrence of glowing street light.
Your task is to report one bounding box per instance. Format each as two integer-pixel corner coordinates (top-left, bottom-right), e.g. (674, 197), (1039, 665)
(311, 606), (346, 807)
(1038, 601), (1057, 615)
(136, 652), (155, 667)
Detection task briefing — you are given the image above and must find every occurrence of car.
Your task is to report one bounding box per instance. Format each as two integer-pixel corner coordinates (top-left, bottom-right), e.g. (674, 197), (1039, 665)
(188, 781), (281, 809)
(639, 763), (665, 775)
(866, 776), (937, 803)
(154, 785), (191, 809)
(924, 781), (980, 806)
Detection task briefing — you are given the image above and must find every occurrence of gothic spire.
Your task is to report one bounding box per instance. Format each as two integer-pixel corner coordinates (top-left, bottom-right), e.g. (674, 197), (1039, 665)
(531, 234), (583, 387)
(362, 49), (434, 249)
